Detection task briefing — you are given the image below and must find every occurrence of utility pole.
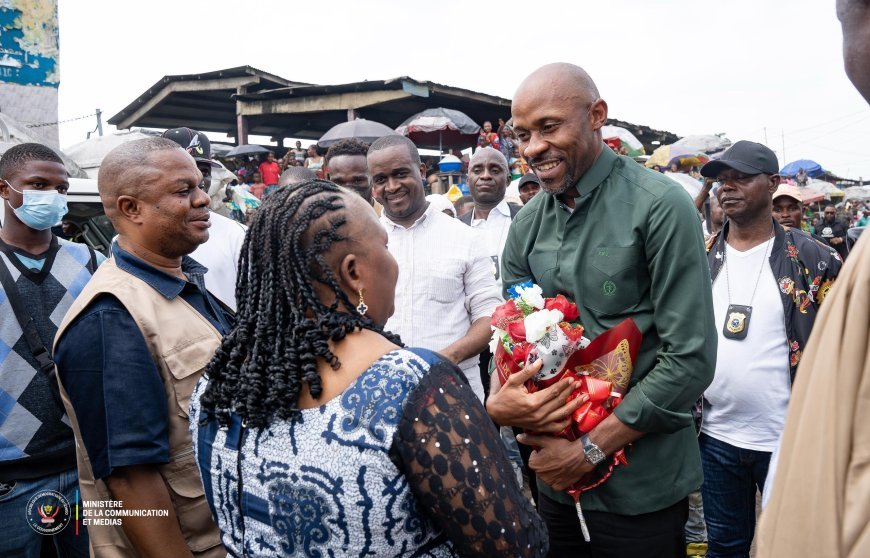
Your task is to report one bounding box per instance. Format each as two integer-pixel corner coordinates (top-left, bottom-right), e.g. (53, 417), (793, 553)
(95, 108), (103, 137)
(763, 127), (768, 146)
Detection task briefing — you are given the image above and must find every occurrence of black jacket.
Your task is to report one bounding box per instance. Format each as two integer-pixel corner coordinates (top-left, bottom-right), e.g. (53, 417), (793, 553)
(817, 218), (850, 260)
(706, 219), (843, 384)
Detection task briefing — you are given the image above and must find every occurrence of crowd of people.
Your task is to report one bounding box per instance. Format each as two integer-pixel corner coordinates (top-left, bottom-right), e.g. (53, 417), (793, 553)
(1, 4), (869, 558)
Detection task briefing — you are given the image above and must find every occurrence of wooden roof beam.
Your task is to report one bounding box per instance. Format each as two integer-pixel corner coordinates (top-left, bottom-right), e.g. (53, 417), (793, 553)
(239, 90), (412, 117)
(114, 76), (260, 130)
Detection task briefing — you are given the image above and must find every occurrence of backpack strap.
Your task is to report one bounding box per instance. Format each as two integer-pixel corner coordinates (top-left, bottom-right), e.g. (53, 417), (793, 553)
(86, 244), (98, 274)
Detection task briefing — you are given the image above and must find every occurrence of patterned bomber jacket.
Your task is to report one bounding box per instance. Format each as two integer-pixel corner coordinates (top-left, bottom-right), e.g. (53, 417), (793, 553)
(706, 218), (843, 384)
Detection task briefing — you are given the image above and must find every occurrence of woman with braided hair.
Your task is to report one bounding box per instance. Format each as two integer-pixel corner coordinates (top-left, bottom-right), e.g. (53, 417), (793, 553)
(189, 180), (547, 557)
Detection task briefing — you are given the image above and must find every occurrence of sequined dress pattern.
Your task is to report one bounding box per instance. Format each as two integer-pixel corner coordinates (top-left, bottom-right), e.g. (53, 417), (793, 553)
(189, 348), (547, 557)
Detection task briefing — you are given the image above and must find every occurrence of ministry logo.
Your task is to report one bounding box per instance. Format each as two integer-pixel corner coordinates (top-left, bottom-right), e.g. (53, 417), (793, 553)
(26, 490), (71, 535)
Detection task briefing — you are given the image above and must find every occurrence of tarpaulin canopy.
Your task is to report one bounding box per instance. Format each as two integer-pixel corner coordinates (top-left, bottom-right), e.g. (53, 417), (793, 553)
(781, 159), (824, 178)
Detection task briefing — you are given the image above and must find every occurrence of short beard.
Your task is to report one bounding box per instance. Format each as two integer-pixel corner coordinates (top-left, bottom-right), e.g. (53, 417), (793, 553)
(541, 163), (576, 196)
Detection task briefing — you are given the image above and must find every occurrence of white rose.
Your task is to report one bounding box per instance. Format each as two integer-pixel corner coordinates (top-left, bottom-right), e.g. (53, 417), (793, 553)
(523, 308), (564, 342)
(518, 284), (545, 310)
(489, 326), (507, 353)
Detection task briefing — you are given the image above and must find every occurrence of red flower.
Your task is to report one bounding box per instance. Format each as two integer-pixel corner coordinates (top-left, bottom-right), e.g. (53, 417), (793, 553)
(507, 320), (527, 342)
(511, 342), (534, 365)
(559, 322), (585, 343)
(545, 294), (580, 322)
(491, 299), (524, 330)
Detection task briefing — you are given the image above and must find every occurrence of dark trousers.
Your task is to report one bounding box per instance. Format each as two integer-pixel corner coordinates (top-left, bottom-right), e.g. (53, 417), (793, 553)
(538, 492), (688, 558)
(699, 433), (771, 558)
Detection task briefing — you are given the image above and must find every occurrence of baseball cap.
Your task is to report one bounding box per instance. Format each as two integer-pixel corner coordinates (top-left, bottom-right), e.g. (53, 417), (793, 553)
(700, 140), (779, 178)
(773, 184), (803, 203)
(518, 172), (541, 189)
(162, 127), (220, 167)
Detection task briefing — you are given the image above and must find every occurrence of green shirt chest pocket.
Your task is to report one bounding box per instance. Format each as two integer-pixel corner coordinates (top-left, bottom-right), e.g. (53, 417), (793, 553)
(583, 244), (645, 316)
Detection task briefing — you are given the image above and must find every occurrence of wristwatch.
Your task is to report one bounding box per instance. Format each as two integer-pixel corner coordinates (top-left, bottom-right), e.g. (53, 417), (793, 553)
(580, 433), (607, 466)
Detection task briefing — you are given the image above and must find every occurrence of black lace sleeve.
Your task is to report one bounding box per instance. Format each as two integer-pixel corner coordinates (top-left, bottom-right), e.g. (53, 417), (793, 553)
(390, 359), (548, 558)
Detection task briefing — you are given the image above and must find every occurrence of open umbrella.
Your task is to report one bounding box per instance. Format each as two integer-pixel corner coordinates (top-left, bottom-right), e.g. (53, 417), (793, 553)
(672, 134), (731, 155)
(396, 107), (480, 151)
(845, 186), (870, 201)
(318, 118), (399, 148)
(800, 179), (844, 204)
(780, 159), (824, 178)
(602, 125), (644, 156)
(664, 172), (704, 199)
(64, 129), (154, 178)
(225, 144), (271, 157)
(646, 143), (710, 169)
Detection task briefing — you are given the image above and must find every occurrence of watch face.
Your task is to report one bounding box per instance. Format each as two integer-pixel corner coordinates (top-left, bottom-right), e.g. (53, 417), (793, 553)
(587, 447), (606, 465)
(582, 436), (606, 465)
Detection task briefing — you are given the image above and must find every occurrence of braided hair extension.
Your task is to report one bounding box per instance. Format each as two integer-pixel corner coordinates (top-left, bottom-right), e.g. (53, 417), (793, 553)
(200, 179), (402, 427)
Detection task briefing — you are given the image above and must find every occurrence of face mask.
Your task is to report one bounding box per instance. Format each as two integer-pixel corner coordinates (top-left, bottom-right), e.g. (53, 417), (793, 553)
(4, 181), (68, 230)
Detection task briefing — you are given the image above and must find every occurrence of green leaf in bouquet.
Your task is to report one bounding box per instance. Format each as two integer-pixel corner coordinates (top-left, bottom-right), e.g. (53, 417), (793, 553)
(516, 299), (535, 316)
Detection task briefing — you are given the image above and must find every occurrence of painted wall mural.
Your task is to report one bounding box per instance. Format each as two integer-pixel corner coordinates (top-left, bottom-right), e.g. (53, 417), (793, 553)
(0, 0), (58, 87)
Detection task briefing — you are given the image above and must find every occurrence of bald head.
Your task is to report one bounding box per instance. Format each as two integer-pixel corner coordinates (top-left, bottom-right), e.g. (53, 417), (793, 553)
(469, 146), (508, 169)
(279, 166), (316, 188)
(514, 63), (600, 107)
(510, 63), (608, 199)
(98, 137), (193, 217)
(468, 147), (509, 207)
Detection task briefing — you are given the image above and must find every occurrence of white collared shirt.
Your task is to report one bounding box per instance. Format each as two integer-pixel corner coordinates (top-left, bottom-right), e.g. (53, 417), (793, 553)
(190, 211), (246, 312)
(381, 203), (502, 401)
(469, 199), (514, 293)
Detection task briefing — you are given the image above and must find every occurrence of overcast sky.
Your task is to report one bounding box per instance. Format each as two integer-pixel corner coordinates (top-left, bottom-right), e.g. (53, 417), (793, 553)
(56, 0), (870, 180)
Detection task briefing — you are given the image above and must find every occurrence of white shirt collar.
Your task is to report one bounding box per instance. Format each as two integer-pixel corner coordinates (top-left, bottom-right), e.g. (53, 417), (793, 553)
(380, 201), (434, 231)
(471, 199), (511, 225)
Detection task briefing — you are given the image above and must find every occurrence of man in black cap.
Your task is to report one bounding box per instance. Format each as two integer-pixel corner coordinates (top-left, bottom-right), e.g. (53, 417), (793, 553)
(819, 204), (850, 260)
(698, 140), (842, 557)
(162, 127), (220, 185)
(517, 172), (541, 205)
(162, 127), (245, 312)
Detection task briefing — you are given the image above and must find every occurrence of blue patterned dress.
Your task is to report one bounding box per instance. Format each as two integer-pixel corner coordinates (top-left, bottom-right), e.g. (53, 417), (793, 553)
(189, 348), (547, 557)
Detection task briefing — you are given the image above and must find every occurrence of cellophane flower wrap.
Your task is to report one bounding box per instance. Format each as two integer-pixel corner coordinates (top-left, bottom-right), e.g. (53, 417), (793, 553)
(491, 281), (643, 499)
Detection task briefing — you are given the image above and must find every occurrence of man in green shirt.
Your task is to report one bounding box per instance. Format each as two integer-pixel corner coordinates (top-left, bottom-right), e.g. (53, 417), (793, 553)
(487, 63), (716, 557)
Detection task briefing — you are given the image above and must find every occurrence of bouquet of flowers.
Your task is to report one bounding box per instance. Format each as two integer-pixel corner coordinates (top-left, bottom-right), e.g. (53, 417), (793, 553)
(491, 281), (643, 540)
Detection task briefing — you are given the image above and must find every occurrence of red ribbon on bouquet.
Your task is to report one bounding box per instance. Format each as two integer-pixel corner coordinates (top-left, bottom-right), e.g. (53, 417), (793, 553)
(494, 317), (642, 541)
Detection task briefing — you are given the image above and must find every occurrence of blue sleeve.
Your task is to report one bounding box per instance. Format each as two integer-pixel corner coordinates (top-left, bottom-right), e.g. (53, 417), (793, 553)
(54, 295), (169, 479)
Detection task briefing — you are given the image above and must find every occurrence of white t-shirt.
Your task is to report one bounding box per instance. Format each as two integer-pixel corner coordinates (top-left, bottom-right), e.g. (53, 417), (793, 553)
(190, 211), (246, 312)
(701, 240), (791, 452)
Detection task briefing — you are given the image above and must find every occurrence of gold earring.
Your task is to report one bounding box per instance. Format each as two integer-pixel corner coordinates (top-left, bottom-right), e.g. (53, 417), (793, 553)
(356, 289), (368, 315)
